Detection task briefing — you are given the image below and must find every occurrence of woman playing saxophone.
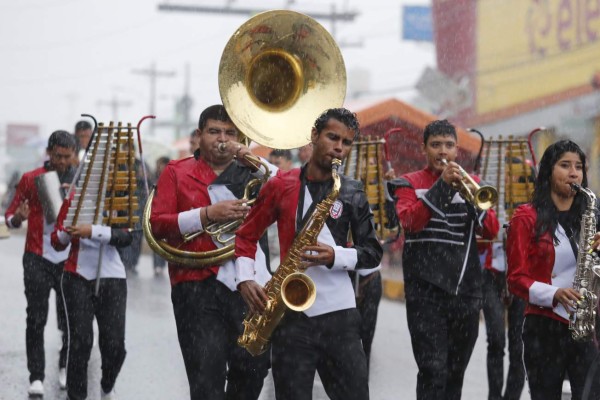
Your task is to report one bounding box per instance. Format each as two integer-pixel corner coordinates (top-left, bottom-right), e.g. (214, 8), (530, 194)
(506, 140), (600, 400)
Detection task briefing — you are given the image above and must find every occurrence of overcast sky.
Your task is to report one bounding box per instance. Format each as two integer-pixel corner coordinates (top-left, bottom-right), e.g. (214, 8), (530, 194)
(0, 0), (433, 143)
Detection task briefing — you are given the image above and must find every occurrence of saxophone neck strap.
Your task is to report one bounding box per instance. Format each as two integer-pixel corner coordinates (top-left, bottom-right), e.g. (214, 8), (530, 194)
(296, 166), (332, 234)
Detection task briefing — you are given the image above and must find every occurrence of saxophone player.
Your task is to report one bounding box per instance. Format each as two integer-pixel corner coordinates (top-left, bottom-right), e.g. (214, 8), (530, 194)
(506, 140), (600, 400)
(236, 108), (383, 400)
(149, 105), (274, 400)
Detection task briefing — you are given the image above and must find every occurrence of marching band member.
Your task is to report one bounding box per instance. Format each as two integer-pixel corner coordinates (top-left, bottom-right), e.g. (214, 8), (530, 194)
(506, 140), (600, 400)
(51, 190), (133, 399)
(391, 119), (499, 399)
(149, 105), (274, 400)
(236, 108), (383, 400)
(5, 131), (76, 397)
(478, 241), (526, 400)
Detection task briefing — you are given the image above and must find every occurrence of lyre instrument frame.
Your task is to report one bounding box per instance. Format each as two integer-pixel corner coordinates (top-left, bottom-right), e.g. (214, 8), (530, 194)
(527, 127), (546, 177)
(480, 134), (537, 226)
(68, 114), (152, 295)
(344, 135), (399, 243)
(468, 128), (485, 175)
(67, 114), (154, 206)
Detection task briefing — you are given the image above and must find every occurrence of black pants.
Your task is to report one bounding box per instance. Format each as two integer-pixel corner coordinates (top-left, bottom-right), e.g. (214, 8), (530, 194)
(62, 273), (127, 400)
(271, 308), (369, 400)
(481, 269), (525, 400)
(522, 314), (600, 400)
(23, 252), (68, 383)
(354, 271), (382, 373)
(118, 230), (143, 272)
(171, 277), (270, 400)
(405, 279), (481, 400)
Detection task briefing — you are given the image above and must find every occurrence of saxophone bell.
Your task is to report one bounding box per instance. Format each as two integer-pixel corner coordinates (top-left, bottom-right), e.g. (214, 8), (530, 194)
(281, 272), (317, 312)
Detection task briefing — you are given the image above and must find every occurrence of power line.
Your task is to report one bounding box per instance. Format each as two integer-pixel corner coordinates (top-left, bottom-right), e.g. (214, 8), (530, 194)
(157, 2), (358, 21)
(156, 1), (361, 46)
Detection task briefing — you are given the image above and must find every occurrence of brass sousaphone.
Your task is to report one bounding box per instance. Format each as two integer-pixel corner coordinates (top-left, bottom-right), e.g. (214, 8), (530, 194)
(143, 10), (347, 267)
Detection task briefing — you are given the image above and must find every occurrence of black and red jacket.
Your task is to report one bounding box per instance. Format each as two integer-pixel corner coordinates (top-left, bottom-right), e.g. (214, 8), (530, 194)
(392, 167), (499, 297)
(235, 167), (383, 317)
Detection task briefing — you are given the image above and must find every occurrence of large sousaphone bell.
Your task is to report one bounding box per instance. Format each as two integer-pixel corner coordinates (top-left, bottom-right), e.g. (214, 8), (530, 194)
(219, 9), (347, 149)
(143, 10), (346, 267)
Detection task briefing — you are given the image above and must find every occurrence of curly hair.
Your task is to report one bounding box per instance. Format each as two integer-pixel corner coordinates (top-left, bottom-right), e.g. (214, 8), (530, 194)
(313, 108), (360, 140)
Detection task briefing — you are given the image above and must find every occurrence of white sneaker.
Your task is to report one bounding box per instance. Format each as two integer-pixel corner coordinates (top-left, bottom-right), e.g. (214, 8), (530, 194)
(58, 368), (67, 389)
(562, 379), (572, 394)
(27, 380), (44, 396)
(101, 389), (117, 400)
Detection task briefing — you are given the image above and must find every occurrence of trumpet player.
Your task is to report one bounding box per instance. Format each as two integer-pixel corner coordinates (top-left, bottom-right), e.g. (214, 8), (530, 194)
(390, 119), (499, 399)
(149, 105), (275, 400)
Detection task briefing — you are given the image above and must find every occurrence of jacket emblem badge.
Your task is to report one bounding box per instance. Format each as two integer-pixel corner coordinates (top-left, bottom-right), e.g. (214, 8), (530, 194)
(330, 200), (343, 219)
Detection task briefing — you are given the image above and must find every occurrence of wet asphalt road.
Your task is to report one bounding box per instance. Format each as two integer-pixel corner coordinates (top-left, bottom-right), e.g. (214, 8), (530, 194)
(0, 233), (538, 400)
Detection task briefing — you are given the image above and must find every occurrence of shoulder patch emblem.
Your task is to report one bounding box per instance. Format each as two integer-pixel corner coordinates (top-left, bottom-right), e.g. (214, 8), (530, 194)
(330, 200), (343, 219)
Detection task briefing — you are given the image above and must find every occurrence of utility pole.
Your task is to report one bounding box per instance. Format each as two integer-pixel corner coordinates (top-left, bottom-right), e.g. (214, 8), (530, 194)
(131, 62), (176, 136)
(97, 95), (132, 122)
(155, 63), (195, 139)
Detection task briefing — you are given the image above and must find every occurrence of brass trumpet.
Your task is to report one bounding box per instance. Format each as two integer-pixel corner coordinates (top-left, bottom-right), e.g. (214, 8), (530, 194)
(441, 159), (498, 211)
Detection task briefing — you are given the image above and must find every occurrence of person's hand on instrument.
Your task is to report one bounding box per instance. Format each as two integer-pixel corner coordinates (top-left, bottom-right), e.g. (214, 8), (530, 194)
(301, 242), (335, 268)
(203, 200), (251, 223)
(65, 224), (92, 239)
(238, 280), (269, 314)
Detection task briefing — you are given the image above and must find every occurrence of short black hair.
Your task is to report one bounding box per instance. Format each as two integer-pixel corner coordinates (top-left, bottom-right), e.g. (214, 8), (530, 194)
(269, 149), (292, 160)
(198, 105), (232, 130)
(313, 108), (360, 140)
(47, 130), (76, 151)
(157, 156), (171, 165)
(423, 119), (457, 144)
(74, 120), (92, 133)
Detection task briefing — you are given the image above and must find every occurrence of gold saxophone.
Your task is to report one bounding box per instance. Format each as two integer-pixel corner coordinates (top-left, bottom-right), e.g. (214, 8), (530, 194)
(238, 159), (342, 356)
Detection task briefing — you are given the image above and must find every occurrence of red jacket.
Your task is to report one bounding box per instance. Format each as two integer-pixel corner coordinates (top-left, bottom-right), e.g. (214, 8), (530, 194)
(393, 167), (499, 296)
(5, 165), (71, 263)
(235, 167), (383, 316)
(6, 166), (47, 255)
(150, 156), (219, 286)
(506, 204), (569, 323)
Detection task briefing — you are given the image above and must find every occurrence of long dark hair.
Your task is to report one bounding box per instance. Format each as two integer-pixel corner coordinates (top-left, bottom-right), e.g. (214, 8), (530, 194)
(531, 139), (587, 243)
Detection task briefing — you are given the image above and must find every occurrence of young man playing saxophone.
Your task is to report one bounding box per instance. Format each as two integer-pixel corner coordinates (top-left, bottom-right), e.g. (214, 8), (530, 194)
(235, 108), (383, 400)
